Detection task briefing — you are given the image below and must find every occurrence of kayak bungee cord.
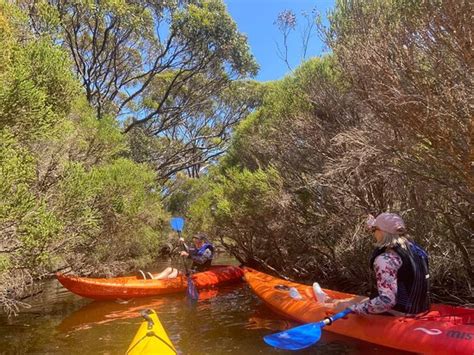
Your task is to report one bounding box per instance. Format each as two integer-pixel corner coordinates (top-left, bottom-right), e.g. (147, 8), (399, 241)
(126, 309), (177, 355)
(126, 332), (177, 355)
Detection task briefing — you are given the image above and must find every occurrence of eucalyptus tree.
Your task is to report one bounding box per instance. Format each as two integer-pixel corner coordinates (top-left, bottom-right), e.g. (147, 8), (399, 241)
(127, 78), (262, 179)
(26, 0), (258, 177)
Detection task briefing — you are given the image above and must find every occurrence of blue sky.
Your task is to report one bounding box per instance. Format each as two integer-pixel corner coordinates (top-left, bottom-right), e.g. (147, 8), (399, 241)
(224, 0), (335, 82)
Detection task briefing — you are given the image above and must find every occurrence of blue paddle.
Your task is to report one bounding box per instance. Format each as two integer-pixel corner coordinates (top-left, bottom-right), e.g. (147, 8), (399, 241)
(264, 308), (353, 350)
(169, 217), (199, 302)
(170, 217), (184, 233)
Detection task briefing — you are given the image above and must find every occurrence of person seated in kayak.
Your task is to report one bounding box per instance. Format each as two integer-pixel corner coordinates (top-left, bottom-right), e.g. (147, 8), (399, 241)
(180, 233), (214, 272)
(151, 233), (214, 279)
(326, 213), (430, 316)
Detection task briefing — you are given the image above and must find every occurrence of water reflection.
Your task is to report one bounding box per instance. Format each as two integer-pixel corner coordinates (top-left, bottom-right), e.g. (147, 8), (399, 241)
(57, 288), (229, 334)
(57, 298), (167, 333)
(246, 304), (297, 331)
(0, 258), (413, 354)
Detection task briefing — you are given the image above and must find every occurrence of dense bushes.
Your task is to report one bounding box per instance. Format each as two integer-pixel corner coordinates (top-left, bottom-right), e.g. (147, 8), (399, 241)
(186, 0), (472, 303)
(0, 3), (167, 314)
(1, 0), (259, 315)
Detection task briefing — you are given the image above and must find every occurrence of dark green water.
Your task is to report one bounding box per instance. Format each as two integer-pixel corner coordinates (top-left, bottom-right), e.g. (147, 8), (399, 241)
(0, 258), (410, 354)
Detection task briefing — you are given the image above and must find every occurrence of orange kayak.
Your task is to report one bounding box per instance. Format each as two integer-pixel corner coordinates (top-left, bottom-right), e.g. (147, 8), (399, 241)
(244, 267), (474, 354)
(57, 265), (243, 300)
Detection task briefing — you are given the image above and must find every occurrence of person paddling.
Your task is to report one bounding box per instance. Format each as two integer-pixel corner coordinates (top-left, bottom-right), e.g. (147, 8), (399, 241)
(330, 213), (430, 316)
(180, 233), (214, 272)
(151, 233), (214, 279)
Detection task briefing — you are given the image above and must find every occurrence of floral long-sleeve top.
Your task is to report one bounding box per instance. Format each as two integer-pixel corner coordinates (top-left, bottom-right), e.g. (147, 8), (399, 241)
(351, 251), (402, 314)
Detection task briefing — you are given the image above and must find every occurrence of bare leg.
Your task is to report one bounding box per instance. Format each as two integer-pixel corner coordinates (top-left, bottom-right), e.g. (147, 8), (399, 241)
(153, 267), (180, 280)
(153, 267), (174, 280)
(167, 268), (179, 279)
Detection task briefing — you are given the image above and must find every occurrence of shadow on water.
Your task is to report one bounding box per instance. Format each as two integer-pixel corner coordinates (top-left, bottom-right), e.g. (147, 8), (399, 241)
(0, 258), (413, 354)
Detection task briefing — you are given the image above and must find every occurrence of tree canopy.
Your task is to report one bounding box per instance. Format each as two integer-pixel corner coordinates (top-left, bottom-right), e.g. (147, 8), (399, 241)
(24, 0), (259, 179)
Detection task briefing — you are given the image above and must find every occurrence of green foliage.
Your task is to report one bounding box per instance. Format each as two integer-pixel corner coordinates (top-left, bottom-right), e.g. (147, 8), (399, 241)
(70, 101), (128, 165)
(0, 12), (78, 138)
(187, 166), (284, 235)
(225, 55), (342, 171)
(23, 0), (259, 181)
(164, 172), (201, 215)
(329, 0), (424, 41)
(18, 205), (63, 270)
(212, 167), (283, 221)
(0, 131), (36, 221)
(173, 0), (258, 76)
(187, 1), (471, 303)
(58, 158), (166, 268)
(0, 3), (167, 313)
(0, 255), (10, 273)
(185, 179), (216, 234)
(169, 166), (284, 244)
(92, 158), (159, 216)
(294, 55), (346, 92)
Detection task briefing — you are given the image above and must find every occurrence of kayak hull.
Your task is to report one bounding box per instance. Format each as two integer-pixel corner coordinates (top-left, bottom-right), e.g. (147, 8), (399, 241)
(57, 265), (243, 300)
(127, 309), (176, 355)
(244, 267), (474, 355)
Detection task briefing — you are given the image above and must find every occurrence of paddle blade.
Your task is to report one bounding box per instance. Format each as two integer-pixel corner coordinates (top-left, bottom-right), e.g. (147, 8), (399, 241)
(264, 322), (322, 350)
(186, 276), (199, 301)
(263, 308), (353, 350)
(170, 217), (184, 232)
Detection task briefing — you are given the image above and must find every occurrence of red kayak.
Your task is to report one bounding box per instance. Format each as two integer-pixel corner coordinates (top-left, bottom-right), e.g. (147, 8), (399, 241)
(57, 265), (243, 300)
(244, 267), (474, 354)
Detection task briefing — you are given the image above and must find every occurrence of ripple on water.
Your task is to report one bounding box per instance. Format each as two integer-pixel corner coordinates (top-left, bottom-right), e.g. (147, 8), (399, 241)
(0, 260), (413, 354)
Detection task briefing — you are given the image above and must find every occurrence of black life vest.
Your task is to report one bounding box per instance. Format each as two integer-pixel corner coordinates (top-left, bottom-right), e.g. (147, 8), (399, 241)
(370, 241), (430, 314)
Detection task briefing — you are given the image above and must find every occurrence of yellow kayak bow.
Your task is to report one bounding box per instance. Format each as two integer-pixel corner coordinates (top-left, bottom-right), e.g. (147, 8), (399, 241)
(126, 309), (177, 355)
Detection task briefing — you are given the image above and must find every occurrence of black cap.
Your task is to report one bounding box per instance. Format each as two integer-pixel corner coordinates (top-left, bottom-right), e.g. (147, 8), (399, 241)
(192, 233), (207, 241)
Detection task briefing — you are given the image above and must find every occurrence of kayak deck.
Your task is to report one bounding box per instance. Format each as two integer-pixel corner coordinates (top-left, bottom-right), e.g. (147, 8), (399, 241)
(127, 309), (176, 355)
(244, 267), (474, 354)
(57, 265), (243, 300)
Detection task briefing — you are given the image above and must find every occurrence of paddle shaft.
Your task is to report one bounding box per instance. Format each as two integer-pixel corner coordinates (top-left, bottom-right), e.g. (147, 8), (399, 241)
(170, 217), (198, 301)
(322, 308), (352, 326)
(177, 230), (191, 275)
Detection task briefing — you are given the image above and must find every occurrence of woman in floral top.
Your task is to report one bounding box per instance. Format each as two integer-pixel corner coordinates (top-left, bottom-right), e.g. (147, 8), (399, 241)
(330, 213), (430, 316)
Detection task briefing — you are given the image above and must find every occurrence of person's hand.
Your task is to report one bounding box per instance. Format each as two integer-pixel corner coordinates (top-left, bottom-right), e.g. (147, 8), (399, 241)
(331, 300), (355, 313)
(324, 298), (359, 316)
(180, 251), (189, 257)
(179, 237), (185, 243)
